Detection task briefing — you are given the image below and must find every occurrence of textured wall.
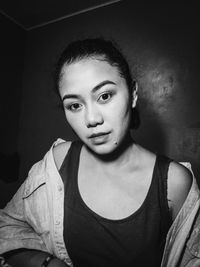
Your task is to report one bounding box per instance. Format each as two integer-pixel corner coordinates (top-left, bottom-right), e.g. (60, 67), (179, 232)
(0, 13), (26, 207)
(18, 1), (200, 183)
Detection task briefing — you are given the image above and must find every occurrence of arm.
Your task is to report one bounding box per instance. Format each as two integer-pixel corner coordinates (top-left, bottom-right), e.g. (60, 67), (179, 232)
(0, 180), (48, 254)
(0, 141), (72, 266)
(167, 161), (192, 221)
(5, 249), (68, 267)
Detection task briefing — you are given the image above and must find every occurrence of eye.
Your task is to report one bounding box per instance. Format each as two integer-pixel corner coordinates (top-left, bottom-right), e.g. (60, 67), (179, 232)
(98, 92), (113, 103)
(66, 103), (82, 112)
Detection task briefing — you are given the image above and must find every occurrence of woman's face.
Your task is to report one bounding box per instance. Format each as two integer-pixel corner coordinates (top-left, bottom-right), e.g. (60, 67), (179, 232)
(59, 58), (135, 155)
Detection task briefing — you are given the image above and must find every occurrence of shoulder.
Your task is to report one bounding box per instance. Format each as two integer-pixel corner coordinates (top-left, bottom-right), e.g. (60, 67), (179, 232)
(53, 141), (72, 170)
(167, 160), (192, 220)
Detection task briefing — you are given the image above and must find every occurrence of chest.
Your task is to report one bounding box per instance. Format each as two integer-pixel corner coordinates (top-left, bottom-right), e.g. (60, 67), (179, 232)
(77, 164), (153, 220)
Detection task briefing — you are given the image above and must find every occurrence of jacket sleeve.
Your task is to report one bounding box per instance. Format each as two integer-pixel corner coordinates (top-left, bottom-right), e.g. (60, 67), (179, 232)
(0, 163), (49, 255)
(179, 206), (200, 267)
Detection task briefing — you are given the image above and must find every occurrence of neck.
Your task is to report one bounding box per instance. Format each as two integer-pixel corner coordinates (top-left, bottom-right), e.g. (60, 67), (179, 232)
(85, 132), (135, 167)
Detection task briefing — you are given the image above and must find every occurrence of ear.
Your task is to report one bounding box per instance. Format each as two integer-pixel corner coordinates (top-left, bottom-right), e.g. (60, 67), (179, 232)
(132, 81), (138, 108)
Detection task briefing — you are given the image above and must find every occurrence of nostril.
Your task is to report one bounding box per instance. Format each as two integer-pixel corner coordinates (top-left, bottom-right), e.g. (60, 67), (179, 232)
(86, 117), (104, 128)
(86, 120), (101, 128)
(85, 109), (104, 128)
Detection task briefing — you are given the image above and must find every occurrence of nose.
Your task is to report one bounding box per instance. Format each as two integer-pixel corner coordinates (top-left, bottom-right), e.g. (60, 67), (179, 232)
(85, 104), (104, 128)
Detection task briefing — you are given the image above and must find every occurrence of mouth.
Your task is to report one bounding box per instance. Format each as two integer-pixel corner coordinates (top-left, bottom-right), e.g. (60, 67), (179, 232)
(89, 132), (110, 138)
(88, 132), (111, 144)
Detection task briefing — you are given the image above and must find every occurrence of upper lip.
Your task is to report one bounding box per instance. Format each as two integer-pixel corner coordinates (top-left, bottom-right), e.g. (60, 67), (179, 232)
(89, 132), (110, 138)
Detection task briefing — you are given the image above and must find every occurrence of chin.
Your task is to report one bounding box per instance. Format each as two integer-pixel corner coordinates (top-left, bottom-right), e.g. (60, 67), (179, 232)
(86, 142), (118, 155)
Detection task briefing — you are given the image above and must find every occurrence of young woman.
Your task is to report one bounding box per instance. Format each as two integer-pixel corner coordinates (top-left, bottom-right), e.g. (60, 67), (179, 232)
(0, 38), (199, 267)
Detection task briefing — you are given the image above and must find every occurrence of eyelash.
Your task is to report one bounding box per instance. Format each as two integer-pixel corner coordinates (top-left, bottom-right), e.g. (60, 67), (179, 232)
(98, 92), (113, 103)
(66, 103), (82, 112)
(65, 91), (114, 112)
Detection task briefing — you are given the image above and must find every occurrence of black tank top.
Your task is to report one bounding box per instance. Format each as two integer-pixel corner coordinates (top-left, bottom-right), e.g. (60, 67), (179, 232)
(59, 141), (172, 267)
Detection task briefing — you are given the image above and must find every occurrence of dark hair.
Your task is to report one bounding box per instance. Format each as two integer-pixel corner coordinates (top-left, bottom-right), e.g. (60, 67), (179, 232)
(54, 38), (140, 129)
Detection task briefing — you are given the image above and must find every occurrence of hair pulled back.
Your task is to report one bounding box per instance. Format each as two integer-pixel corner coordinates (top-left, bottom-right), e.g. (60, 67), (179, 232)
(54, 38), (140, 129)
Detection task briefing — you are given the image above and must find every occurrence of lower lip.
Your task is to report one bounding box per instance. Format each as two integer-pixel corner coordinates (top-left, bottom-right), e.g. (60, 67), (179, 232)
(90, 133), (110, 144)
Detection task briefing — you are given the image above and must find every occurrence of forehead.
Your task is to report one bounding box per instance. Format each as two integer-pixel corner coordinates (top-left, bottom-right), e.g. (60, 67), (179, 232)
(60, 58), (121, 88)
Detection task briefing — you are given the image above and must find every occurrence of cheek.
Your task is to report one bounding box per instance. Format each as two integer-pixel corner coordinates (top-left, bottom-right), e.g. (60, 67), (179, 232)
(115, 106), (132, 133)
(65, 113), (85, 134)
(64, 112), (74, 127)
(112, 101), (131, 122)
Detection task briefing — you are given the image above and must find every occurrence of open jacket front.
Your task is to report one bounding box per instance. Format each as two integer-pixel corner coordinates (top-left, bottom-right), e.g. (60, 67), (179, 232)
(0, 139), (200, 267)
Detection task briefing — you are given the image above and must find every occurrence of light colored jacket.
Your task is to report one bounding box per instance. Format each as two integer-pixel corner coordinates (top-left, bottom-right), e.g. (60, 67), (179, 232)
(0, 139), (200, 267)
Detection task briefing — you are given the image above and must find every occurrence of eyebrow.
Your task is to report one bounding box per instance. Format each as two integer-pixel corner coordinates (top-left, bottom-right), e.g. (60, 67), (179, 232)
(62, 80), (116, 101)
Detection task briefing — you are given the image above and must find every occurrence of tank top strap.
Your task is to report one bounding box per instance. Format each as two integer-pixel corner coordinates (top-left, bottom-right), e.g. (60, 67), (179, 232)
(155, 154), (173, 242)
(59, 141), (83, 187)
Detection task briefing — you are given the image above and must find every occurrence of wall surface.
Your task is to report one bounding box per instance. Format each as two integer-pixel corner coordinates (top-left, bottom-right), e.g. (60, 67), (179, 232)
(0, 13), (26, 207)
(18, 1), (200, 183)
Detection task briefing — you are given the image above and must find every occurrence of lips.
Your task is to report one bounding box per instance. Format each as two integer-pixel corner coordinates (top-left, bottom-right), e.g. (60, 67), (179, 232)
(89, 132), (110, 138)
(88, 131), (111, 144)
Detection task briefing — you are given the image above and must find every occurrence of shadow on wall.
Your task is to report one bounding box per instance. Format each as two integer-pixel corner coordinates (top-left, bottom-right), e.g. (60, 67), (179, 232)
(132, 54), (200, 186)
